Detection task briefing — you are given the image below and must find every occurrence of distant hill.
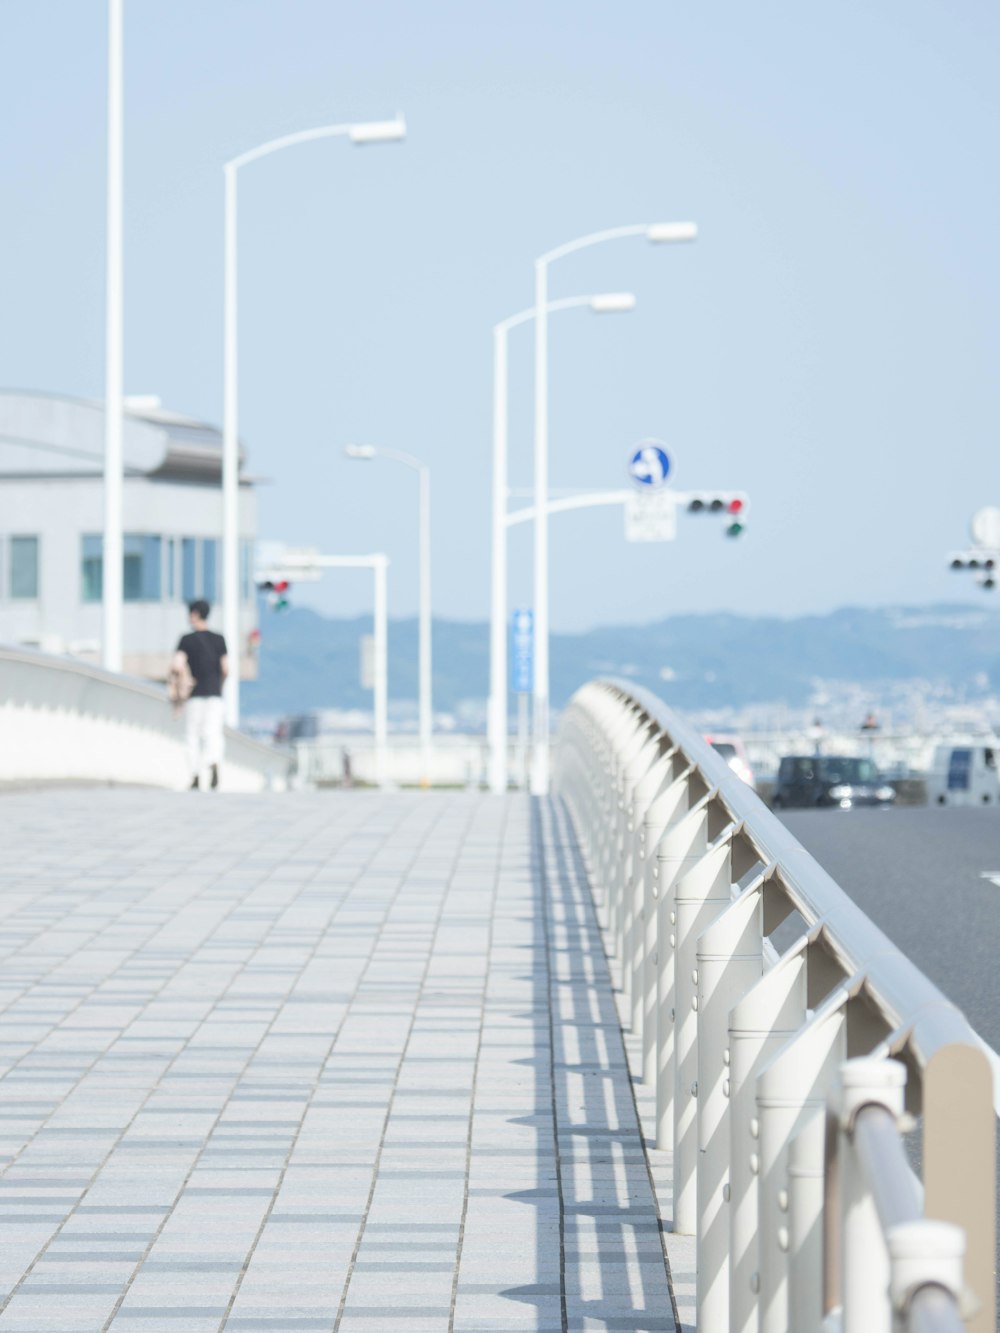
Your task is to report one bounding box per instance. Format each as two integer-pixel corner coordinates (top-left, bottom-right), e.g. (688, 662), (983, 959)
(241, 602), (1000, 718)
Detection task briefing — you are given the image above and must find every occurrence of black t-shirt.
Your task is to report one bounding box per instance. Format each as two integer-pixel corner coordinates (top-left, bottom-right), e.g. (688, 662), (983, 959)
(178, 630), (227, 698)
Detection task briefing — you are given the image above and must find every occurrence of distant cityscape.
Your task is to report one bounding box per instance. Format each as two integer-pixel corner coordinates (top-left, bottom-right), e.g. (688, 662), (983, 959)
(242, 599), (1000, 777)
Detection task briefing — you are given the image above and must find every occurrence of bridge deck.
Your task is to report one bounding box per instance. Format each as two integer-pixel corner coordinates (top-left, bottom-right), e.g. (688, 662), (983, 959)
(0, 791), (682, 1333)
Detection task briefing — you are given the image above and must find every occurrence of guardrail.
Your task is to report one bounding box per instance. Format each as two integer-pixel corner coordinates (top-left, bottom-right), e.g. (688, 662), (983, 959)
(554, 680), (995, 1333)
(0, 646), (287, 791)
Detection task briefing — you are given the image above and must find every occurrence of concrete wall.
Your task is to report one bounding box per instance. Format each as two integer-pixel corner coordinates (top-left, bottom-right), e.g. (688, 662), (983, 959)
(0, 647), (286, 791)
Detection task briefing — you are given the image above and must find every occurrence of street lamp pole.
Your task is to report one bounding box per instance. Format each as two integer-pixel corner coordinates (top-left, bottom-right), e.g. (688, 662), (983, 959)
(345, 445), (433, 786)
(530, 221), (697, 795)
(102, 0), (124, 673)
(222, 116), (405, 727)
(489, 293), (636, 796)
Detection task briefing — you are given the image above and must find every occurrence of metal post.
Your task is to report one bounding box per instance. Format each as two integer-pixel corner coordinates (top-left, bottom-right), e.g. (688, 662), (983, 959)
(530, 257), (549, 795)
(373, 556), (388, 787)
(417, 464), (432, 787)
(488, 321), (509, 794)
(102, 0), (124, 673)
(222, 162), (240, 725)
(517, 693), (529, 788)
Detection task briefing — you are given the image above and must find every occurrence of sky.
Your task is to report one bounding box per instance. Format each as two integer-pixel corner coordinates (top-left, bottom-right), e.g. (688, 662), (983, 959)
(2, 0), (1000, 631)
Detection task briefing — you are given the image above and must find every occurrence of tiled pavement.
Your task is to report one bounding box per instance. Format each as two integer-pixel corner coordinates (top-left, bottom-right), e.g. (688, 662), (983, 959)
(0, 789), (684, 1332)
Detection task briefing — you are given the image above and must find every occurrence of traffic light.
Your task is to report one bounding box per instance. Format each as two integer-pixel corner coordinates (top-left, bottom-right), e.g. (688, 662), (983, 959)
(686, 492), (749, 537)
(257, 578), (292, 611)
(947, 552), (997, 590)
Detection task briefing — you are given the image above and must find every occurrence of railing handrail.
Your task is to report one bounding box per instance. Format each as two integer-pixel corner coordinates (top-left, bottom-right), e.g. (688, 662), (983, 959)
(596, 678), (981, 1066)
(554, 678), (996, 1332)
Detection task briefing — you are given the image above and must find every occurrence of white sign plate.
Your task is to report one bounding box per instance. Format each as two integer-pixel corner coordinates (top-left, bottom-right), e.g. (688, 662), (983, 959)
(625, 491), (677, 542)
(971, 506), (1000, 549)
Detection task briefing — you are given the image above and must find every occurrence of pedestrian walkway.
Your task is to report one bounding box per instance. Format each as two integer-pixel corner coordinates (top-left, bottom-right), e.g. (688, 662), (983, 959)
(0, 790), (682, 1332)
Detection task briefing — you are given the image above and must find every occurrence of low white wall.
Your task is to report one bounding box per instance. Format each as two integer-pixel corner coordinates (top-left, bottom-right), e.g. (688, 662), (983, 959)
(0, 647), (287, 791)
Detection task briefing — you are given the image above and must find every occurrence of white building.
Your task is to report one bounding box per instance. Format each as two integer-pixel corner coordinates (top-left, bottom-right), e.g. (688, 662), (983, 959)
(0, 391), (257, 681)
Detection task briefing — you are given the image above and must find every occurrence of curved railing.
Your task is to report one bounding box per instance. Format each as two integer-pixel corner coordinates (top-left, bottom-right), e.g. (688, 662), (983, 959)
(0, 646), (287, 791)
(555, 679), (995, 1333)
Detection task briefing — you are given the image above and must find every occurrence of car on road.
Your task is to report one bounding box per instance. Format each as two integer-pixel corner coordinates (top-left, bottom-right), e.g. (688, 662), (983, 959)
(772, 755), (896, 810)
(927, 743), (1000, 806)
(705, 733), (756, 789)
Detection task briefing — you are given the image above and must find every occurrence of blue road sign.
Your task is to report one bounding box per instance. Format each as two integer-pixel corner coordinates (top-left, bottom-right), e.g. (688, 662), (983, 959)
(511, 608), (534, 694)
(628, 441), (674, 489)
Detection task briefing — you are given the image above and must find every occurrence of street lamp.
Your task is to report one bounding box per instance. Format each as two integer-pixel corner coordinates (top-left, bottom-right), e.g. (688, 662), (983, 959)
(530, 221), (697, 794)
(345, 443), (433, 787)
(102, 0), (123, 672)
(488, 292), (637, 795)
(222, 114), (406, 727)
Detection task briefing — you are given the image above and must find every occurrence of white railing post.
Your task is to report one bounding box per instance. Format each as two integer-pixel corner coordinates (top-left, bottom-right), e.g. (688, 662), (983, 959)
(695, 879), (766, 1329)
(729, 942), (809, 1333)
(654, 795), (706, 1151)
(756, 1000), (848, 1333)
(625, 730), (672, 1040)
(836, 1058), (907, 1333)
(887, 1220), (965, 1333)
(672, 817), (733, 1236)
(637, 745), (682, 1085)
(787, 1110), (827, 1333)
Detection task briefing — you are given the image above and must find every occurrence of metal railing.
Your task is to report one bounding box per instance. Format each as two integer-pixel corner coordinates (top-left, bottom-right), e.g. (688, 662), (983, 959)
(554, 679), (996, 1333)
(0, 645), (287, 790)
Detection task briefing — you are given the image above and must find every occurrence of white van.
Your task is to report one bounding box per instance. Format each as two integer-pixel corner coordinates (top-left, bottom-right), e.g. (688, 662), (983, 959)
(927, 743), (1000, 806)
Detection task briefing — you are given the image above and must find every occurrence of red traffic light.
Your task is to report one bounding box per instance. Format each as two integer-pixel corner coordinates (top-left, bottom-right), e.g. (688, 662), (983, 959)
(727, 498), (744, 515)
(274, 580), (289, 593)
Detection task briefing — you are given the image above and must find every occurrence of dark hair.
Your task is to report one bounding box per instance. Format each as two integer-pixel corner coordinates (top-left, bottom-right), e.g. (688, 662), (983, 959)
(188, 599), (211, 620)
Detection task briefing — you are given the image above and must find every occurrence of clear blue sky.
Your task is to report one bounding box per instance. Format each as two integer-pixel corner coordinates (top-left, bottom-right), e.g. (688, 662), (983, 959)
(2, 1), (999, 630)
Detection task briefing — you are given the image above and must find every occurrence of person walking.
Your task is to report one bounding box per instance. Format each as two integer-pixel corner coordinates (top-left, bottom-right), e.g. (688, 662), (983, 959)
(170, 600), (228, 790)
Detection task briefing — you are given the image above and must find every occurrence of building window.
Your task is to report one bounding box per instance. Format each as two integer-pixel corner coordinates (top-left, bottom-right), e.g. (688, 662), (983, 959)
(165, 538), (175, 600)
(81, 535), (102, 601)
(202, 538), (217, 602)
(82, 534), (163, 603)
(182, 538), (197, 602)
(123, 534), (161, 602)
(10, 536), (39, 599)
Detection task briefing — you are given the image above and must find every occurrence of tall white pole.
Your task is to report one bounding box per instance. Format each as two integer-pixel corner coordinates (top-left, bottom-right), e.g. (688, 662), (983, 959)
(222, 164), (240, 726)
(488, 323), (509, 794)
(417, 466), (432, 787)
(102, 0), (124, 673)
(373, 556), (388, 787)
(530, 258), (549, 795)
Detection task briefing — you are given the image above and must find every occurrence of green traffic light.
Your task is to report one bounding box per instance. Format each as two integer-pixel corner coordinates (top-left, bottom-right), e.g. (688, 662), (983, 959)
(726, 521), (744, 538)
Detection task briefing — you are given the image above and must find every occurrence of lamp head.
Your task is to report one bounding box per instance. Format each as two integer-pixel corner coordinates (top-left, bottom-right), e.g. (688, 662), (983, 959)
(345, 444), (377, 460)
(647, 221), (698, 243)
(589, 292), (636, 314)
(349, 116), (407, 146)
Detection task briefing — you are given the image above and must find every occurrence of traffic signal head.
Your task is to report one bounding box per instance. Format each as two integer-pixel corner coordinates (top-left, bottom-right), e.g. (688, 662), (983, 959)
(256, 578), (291, 610)
(948, 551), (998, 587)
(686, 492), (749, 536)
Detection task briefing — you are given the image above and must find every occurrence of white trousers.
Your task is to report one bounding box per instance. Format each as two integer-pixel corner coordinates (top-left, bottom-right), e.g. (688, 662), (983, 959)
(186, 696), (225, 778)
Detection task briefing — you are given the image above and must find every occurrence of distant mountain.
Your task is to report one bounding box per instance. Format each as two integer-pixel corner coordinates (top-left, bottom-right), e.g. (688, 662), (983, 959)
(241, 601), (1000, 719)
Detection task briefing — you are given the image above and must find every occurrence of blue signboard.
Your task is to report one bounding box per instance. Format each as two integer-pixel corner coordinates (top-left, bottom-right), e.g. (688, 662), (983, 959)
(628, 440), (674, 489)
(511, 608), (534, 694)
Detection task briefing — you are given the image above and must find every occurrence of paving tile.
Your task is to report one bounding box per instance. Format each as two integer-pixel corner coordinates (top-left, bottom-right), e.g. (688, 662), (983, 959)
(0, 791), (682, 1330)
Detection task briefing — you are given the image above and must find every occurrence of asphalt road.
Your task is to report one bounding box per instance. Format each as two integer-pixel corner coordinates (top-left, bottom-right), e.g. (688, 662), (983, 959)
(777, 805), (1000, 1051)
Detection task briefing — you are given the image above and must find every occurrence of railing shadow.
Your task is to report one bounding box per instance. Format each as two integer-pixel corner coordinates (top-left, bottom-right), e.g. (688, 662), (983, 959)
(490, 796), (676, 1332)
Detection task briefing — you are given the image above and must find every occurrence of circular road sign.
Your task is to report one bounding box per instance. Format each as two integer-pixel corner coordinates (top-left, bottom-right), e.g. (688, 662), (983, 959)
(628, 440), (674, 489)
(971, 506), (1000, 549)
